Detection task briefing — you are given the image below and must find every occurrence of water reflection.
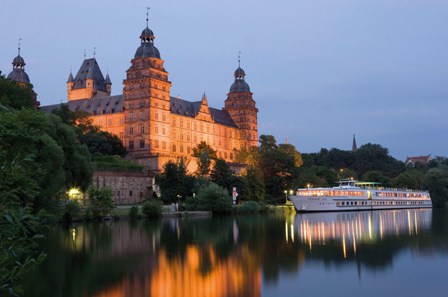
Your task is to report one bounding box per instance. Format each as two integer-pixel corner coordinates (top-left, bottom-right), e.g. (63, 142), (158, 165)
(22, 209), (448, 297)
(291, 209), (432, 258)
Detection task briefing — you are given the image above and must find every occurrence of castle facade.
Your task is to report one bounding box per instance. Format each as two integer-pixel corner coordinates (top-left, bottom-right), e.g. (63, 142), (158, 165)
(40, 20), (259, 172)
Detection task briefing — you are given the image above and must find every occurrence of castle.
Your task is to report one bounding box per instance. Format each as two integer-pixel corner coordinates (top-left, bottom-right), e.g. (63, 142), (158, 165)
(37, 18), (259, 172)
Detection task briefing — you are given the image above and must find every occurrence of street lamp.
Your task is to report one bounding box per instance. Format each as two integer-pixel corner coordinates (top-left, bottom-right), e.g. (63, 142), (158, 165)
(284, 190), (288, 204)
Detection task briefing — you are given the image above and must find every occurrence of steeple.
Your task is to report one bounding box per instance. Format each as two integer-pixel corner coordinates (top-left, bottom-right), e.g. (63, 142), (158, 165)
(229, 54), (251, 93)
(135, 8), (160, 58)
(352, 134), (358, 152)
(8, 39), (30, 83)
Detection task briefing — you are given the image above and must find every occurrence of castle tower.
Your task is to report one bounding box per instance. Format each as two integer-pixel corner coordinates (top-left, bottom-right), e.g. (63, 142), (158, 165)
(224, 60), (258, 148)
(67, 58), (111, 101)
(7, 41), (39, 108)
(122, 12), (172, 165)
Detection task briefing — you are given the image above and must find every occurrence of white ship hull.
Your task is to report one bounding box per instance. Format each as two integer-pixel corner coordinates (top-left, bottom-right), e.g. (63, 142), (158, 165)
(289, 195), (432, 212)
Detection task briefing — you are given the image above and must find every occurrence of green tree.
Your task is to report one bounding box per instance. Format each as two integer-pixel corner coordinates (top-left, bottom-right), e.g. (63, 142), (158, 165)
(0, 76), (36, 110)
(210, 158), (235, 193)
(244, 167), (265, 202)
(187, 183), (232, 213)
(87, 187), (115, 218)
(424, 168), (448, 207)
(156, 160), (195, 203)
(192, 141), (217, 176)
(258, 135), (299, 202)
(362, 170), (390, 185)
(354, 143), (404, 177)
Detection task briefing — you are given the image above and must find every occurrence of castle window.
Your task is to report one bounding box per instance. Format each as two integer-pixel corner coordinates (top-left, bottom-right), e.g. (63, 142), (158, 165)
(129, 191), (133, 197)
(162, 141), (166, 149)
(129, 141), (134, 150)
(180, 146), (184, 153)
(140, 126), (145, 134)
(119, 132), (124, 140)
(140, 140), (145, 148)
(155, 112), (159, 120)
(230, 153), (233, 160)
(162, 114), (166, 121)
(155, 140), (159, 148)
(130, 127), (134, 134)
(187, 134), (191, 141)
(180, 134), (184, 141)
(224, 152), (227, 159)
(155, 126), (159, 134)
(172, 144), (176, 152)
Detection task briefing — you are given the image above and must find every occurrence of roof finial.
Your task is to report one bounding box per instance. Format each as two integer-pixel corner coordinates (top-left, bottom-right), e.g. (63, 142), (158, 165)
(146, 7), (150, 27)
(93, 47), (96, 58)
(18, 38), (22, 56)
(238, 51), (241, 67)
(83, 49), (86, 59)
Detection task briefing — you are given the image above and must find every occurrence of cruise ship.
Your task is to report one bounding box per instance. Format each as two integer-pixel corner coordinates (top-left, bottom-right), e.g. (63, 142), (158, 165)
(288, 179), (432, 212)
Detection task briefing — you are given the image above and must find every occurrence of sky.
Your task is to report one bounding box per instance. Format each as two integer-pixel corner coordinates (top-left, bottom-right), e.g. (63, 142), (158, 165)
(1, 0), (447, 161)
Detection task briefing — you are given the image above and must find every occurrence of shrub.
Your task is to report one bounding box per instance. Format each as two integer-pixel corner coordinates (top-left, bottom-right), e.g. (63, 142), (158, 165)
(238, 201), (261, 214)
(142, 200), (162, 219)
(62, 200), (81, 222)
(129, 205), (139, 219)
(87, 187), (115, 219)
(190, 183), (232, 214)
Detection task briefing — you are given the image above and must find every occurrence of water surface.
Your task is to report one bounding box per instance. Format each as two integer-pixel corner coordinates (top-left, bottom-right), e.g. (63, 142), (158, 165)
(23, 209), (448, 297)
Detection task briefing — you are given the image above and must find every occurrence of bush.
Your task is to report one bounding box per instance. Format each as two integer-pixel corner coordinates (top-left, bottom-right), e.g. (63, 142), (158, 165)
(87, 187), (115, 219)
(188, 183), (232, 214)
(142, 200), (162, 219)
(238, 201), (261, 214)
(129, 205), (139, 219)
(62, 200), (81, 222)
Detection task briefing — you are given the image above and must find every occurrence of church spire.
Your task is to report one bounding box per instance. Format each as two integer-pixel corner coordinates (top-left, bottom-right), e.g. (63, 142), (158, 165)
(352, 134), (358, 152)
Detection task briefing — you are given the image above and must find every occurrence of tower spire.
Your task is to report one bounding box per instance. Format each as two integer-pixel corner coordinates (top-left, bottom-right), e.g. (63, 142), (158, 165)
(352, 134), (358, 152)
(146, 7), (150, 27)
(238, 51), (241, 67)
(18, 38), (22, 56)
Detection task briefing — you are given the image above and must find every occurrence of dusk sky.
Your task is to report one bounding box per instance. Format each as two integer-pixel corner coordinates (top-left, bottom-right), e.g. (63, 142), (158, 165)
(1, 0), (447, 160)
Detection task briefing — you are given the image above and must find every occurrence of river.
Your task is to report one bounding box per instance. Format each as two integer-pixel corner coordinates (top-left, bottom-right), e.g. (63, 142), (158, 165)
(22, 208), (448, 297)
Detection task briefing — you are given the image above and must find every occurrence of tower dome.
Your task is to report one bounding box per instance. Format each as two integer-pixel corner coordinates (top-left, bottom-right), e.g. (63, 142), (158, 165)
(134, 10), (160, 59)
(7, 44), (30, 83)
(230, 66), (250, 93)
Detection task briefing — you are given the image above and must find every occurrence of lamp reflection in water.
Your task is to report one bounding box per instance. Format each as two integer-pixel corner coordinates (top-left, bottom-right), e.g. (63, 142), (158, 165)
(293, 209), (432, 258)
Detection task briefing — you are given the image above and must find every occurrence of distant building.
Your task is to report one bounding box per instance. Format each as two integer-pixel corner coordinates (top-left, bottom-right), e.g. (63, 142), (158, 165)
(41, 17), (259, 173)
(405, 155), (431, 166)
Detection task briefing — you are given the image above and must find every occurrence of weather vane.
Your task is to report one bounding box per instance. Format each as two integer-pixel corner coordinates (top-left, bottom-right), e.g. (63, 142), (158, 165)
(93, 47), (96, 58)
(146, 7), (150, 27)
(18, 38), (22, 55)
(238, 51), (242, 67)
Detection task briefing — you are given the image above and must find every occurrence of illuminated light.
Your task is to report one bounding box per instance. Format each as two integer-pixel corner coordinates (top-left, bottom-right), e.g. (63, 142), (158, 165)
(290, 224), (294, 243)
(414, 211), (418, 235)
(368, 214), (373, 240)
(72, 228), (76, 242)
(67, 187), (82, 200)
(342, 233), (347, 258)
(285, 222), (288, 243)
(407, 210), (412, 236)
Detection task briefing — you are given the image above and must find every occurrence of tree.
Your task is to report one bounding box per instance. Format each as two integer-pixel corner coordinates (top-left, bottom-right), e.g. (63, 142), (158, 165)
(0, 76), (36, 110)
(52, 104), (126, 157)
(354, 143), (404, 177)
(424, 168), (448, 207)
(87, 187), (115, 218)
(258, 135), (299, 202)
(362, 170), (390, 185)
(244, 167), (265, 202)
(156, 160), (195, 203)
(210, 159), (235, 193)
(192, 141), (217, 176)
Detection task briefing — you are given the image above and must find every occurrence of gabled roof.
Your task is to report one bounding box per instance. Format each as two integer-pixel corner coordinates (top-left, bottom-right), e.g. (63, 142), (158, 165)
(170, 96), (237, 128)
(72, 58), (108, 92)
(405, 155), (431, 165)
(40, 95), (124, 115)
